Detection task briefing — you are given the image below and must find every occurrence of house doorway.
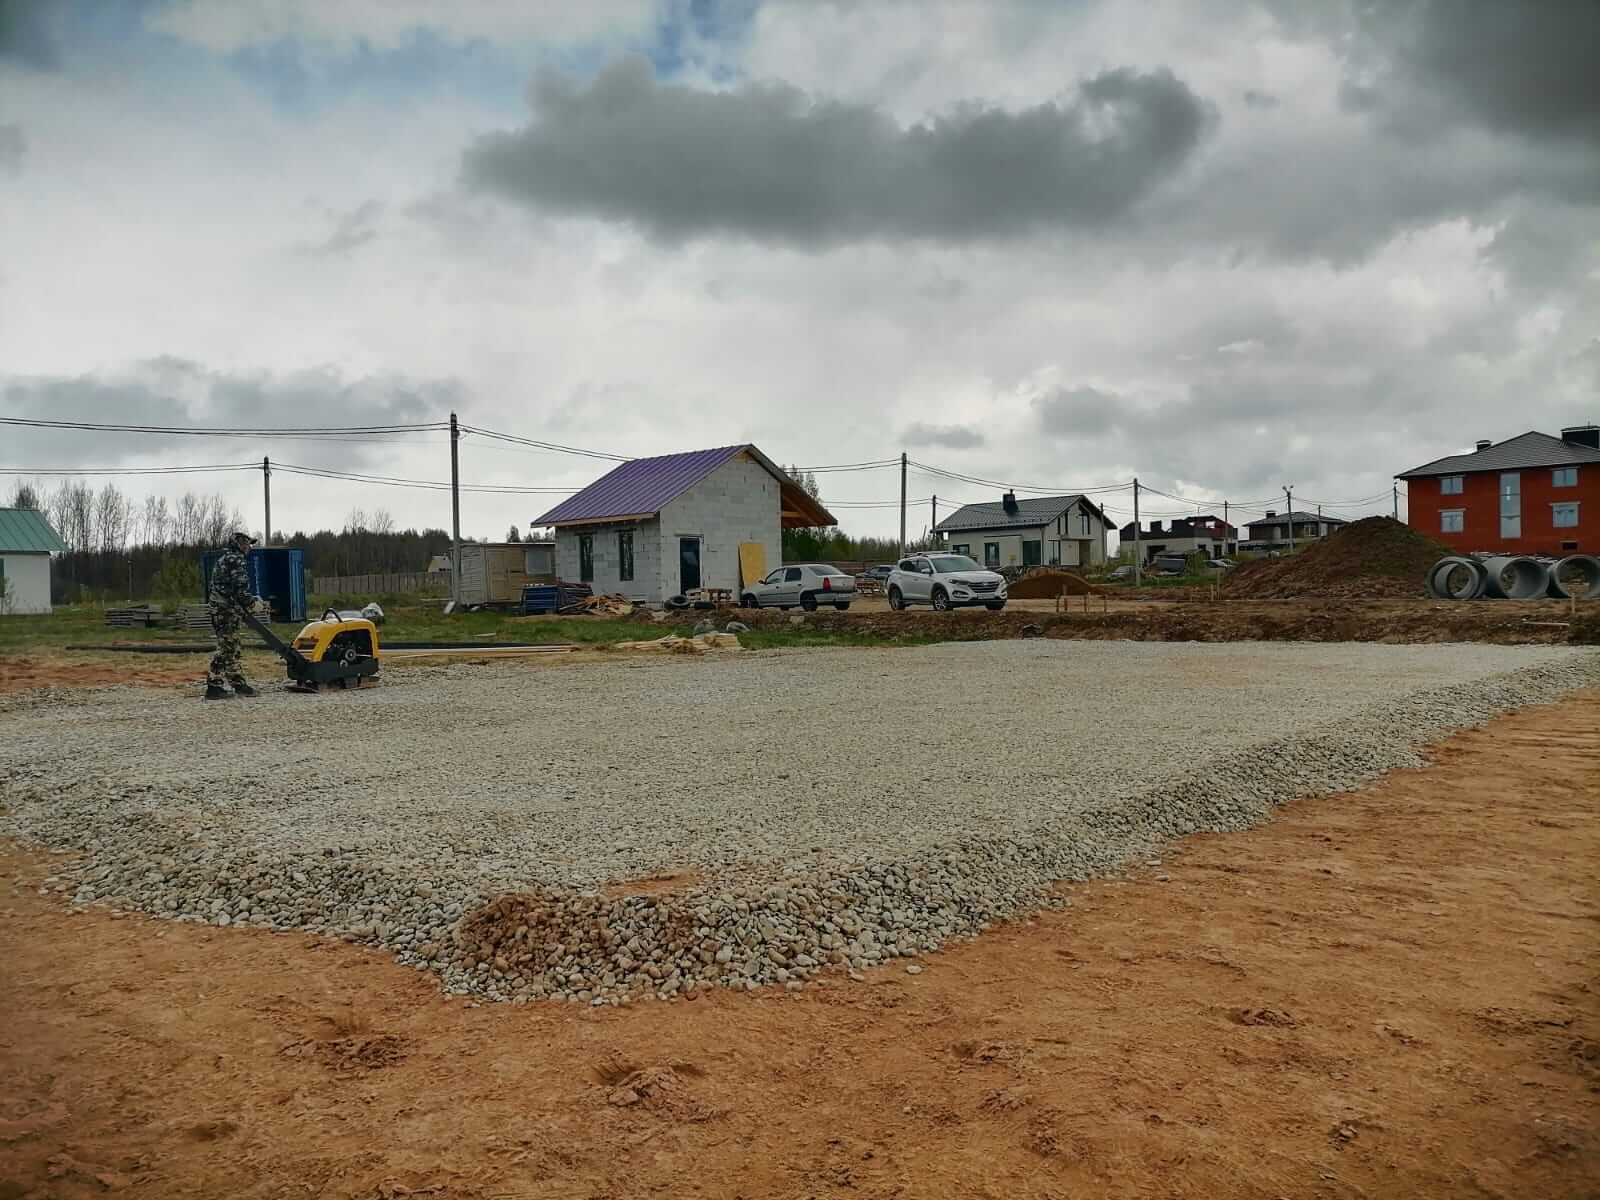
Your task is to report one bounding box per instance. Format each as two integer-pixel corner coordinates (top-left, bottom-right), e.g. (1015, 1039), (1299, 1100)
(679, 537), (702, 592)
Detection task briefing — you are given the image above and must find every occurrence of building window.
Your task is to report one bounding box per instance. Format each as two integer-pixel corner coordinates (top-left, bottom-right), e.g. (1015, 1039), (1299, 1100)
(1079, 513), (1089, 535)
(1440, 509), (1464, 533)
(578, 534), (594, 582)
(1552, 502), (1579, 529)
(1440, 475), (1463, 495)
(983, 542), (1000, 567)
(617, 530), (633, 582)
(951, 544), (970, 556)
(1022, 540), (1041, 566)
(1500, 472), (1521, 540)
(1553, 467), (1578, 487)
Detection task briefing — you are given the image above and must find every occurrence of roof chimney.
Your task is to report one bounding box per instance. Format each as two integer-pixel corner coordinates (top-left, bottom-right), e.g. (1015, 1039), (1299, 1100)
(1001, 490), (1018, 515)
(1265, 510), (1276, 518)
(1561, 424), (1600, 450)
(1475, 439), (1492, 452)
(1149, 520), (1163, 534)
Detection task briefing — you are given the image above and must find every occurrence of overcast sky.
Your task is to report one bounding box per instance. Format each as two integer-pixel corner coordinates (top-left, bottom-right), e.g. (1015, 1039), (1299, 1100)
(2, 0), (1596, 542)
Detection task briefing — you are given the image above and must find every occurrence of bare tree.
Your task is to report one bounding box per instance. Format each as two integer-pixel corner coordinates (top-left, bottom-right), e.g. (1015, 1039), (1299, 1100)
(370, 508), (395, 535)
(173, 492), (201, 544)
(139, 494), (170, 546)
(344, 508), (368, 533)
(7, 480), (40, 509)
(94, 483), (129, 554)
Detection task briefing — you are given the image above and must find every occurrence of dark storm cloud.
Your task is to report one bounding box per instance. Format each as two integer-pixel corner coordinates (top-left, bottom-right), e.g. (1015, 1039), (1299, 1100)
(463, 57), (1213, 243)
(0, 0), (59, 70)
(1033, 386), (1120, 438)
(0, 123), (23, 173)
(1402, 0), (1600, 146)
(1, 359), (462, 469)
(901, 421), (985, 449)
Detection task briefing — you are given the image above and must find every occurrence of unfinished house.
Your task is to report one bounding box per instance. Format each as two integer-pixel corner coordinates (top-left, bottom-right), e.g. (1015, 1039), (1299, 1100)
(534, 445), (836, 604)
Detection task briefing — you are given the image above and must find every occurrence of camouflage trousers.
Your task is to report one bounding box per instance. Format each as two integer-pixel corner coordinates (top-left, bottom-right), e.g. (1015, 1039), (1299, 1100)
(207, 606), (247, 688)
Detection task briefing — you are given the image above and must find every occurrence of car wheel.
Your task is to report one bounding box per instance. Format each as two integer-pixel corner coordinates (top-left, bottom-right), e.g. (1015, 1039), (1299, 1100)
(834, 602), (850, 611)
(931, 587), (951, 611)
(740, 593), (758, 608)
(986, 601), (1006, 611)
(800, 592), (818, 611)
(888, 587), (905, 611)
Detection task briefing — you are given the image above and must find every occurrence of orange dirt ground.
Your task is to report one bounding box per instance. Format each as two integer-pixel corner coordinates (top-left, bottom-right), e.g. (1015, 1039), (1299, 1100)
(3, 694), (1597, 1199)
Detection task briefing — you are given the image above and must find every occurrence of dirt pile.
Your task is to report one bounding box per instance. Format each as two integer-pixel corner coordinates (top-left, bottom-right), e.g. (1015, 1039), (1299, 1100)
(1007, 569), (1104, 599)
(1225, 517), (1452, 599)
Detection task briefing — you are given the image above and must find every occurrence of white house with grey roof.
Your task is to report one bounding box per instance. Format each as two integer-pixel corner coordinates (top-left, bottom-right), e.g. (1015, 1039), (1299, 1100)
(935, 492), (1110, 570)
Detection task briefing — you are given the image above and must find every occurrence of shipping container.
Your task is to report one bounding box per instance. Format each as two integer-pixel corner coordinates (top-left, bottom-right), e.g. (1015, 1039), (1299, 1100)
(200, 547), (306, 622)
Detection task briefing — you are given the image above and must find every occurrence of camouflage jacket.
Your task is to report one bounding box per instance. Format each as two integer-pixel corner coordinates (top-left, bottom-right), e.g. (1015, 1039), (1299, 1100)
(208, 546), (253, 609)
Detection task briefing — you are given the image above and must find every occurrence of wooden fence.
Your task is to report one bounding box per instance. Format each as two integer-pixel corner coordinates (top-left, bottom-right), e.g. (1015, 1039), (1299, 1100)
(311, 571), (446, 596)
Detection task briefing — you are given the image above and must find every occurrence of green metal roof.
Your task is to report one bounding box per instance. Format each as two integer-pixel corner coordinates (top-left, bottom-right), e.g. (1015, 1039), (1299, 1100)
(0, 508), (69, 553)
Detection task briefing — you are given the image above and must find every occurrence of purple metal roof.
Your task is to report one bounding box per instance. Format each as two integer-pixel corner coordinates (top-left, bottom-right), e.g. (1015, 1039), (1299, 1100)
(534, 445), (750, 525)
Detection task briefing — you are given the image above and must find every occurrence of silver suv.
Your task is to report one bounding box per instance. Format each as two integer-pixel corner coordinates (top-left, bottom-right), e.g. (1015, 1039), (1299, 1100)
(887, 553), (1007, 611)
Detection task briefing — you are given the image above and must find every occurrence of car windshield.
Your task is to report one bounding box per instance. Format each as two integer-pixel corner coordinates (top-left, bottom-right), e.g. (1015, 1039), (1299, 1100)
(929, 555), (981, 573)
(809, 564), (848, 576)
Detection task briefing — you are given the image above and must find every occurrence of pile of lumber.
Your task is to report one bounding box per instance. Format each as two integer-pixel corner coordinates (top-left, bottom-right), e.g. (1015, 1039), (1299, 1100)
(564, 593), (634, 616)
(104, 604), (163, 628)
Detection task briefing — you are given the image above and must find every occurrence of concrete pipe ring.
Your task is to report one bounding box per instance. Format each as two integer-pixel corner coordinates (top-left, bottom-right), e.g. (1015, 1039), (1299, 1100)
(1548, 554), (1600, 600)
(1428, 557), (1487, 600)
(1481, 555), (1549, 600)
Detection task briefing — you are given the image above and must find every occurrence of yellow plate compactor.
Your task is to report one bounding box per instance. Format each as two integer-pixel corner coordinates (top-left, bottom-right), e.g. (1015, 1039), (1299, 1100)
(241, 607), (380, 693)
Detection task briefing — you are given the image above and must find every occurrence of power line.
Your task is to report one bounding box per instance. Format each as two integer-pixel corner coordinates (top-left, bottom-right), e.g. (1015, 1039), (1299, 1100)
(908, 460), (1133, 494)
(0, 416), (447, 438)
(273, 463), (575, 494)
(0, 463), (257, 476)
(458, 424), (632, 463)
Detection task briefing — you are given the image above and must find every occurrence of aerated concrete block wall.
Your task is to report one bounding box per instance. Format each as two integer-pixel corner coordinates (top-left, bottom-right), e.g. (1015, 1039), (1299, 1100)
(555, 519), (664, 601)
(658, 455), (782, 598)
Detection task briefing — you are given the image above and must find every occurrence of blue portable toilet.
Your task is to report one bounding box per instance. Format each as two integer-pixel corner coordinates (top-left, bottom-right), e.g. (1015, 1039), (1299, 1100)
(200, 547), (306, 623)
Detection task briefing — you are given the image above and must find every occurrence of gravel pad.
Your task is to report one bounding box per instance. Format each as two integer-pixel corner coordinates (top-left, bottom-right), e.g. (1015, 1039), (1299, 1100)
(3, 642), (1596, 1005)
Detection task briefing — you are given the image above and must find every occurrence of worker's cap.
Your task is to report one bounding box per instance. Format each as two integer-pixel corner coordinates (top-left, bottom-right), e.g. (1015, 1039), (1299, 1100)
(232, 530), (258, 544)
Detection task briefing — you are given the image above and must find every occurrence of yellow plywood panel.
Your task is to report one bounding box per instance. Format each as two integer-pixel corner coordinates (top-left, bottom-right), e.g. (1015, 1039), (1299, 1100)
(738, 542), (766, 586)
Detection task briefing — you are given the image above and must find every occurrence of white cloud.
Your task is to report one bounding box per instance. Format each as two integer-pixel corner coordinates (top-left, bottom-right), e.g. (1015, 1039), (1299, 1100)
(144, 0), (660, 54)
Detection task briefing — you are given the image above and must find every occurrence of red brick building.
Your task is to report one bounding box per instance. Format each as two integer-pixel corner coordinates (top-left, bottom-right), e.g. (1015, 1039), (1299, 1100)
(1398, 425), (1600, 556)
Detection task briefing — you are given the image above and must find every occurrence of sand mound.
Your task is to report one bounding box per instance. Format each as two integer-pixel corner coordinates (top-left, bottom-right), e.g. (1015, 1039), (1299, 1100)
(1225, 517), (1452, 599)
(1008, 569), (1104, 598)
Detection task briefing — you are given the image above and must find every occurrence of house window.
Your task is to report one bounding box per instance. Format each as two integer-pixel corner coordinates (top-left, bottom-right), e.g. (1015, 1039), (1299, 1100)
(1553, 467), (1578, 487)
(1552, 502), (1579, 529)
(578, 534), (594, 582)
(1440, 475), (1464, 495)
(983, 542), (1000, 567)
(1022, 540), (1041, 566)
(1079, 513), (1089, 535)
(1440, 509), (1464, 533)
(617, 530), (634, 582)
(951, 544), (971, 556)
(1500, 472), (1521, 540)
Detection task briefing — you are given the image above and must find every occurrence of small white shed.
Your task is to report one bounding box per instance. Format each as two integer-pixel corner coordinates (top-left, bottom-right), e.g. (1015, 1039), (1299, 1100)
(0, 508), (68, 615)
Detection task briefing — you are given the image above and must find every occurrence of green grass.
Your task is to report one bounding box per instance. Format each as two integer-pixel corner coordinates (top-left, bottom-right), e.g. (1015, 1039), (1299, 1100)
(0, 596), (930, 656)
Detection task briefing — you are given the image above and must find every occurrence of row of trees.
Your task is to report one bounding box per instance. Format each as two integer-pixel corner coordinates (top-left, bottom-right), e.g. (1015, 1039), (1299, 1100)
(780, 466), (937, 563)
(6, 480), (452, 604)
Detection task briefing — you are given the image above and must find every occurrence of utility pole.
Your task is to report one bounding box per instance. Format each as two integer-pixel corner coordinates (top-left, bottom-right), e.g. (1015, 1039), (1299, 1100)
(899, 452), (908, 556)
(262, 456), (272, 545)
(1285, 486), (1296, 554)
(450, 412), (462, 605)
(1393, 483), (1399, 520)
(931, 495), (937, 547)
(1132, 477), (1142, 586)
(1223, 499), (1229, 556)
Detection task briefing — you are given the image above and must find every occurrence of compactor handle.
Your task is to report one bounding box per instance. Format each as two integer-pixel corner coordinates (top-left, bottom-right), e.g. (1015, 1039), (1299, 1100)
(322, 608), (341, 622)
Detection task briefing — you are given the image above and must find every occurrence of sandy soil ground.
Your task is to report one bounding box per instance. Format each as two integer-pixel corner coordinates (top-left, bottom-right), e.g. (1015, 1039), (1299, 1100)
(3, 694), (1596, 1199)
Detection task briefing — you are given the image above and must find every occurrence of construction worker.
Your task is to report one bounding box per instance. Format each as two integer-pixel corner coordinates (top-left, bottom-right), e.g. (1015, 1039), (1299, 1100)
(205, 530), (261, 700)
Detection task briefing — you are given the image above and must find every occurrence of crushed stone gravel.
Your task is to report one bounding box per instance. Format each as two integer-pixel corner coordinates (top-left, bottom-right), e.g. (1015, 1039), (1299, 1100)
(2, 642), (1596, 1005)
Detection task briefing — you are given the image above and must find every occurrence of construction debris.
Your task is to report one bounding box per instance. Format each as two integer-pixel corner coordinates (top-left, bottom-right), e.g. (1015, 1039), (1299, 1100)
(563, 593), (635, 617)
(609, 633), (742, 653)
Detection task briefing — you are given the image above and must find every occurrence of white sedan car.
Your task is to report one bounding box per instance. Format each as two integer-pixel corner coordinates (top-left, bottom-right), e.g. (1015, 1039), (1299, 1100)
(741, 563), (857, 611)
(887, 554), (1007, 611)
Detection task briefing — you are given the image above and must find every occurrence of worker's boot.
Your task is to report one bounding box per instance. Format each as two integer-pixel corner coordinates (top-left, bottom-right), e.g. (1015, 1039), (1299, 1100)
(204, 684), (231, 701)
(232, 682), (259, 697)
